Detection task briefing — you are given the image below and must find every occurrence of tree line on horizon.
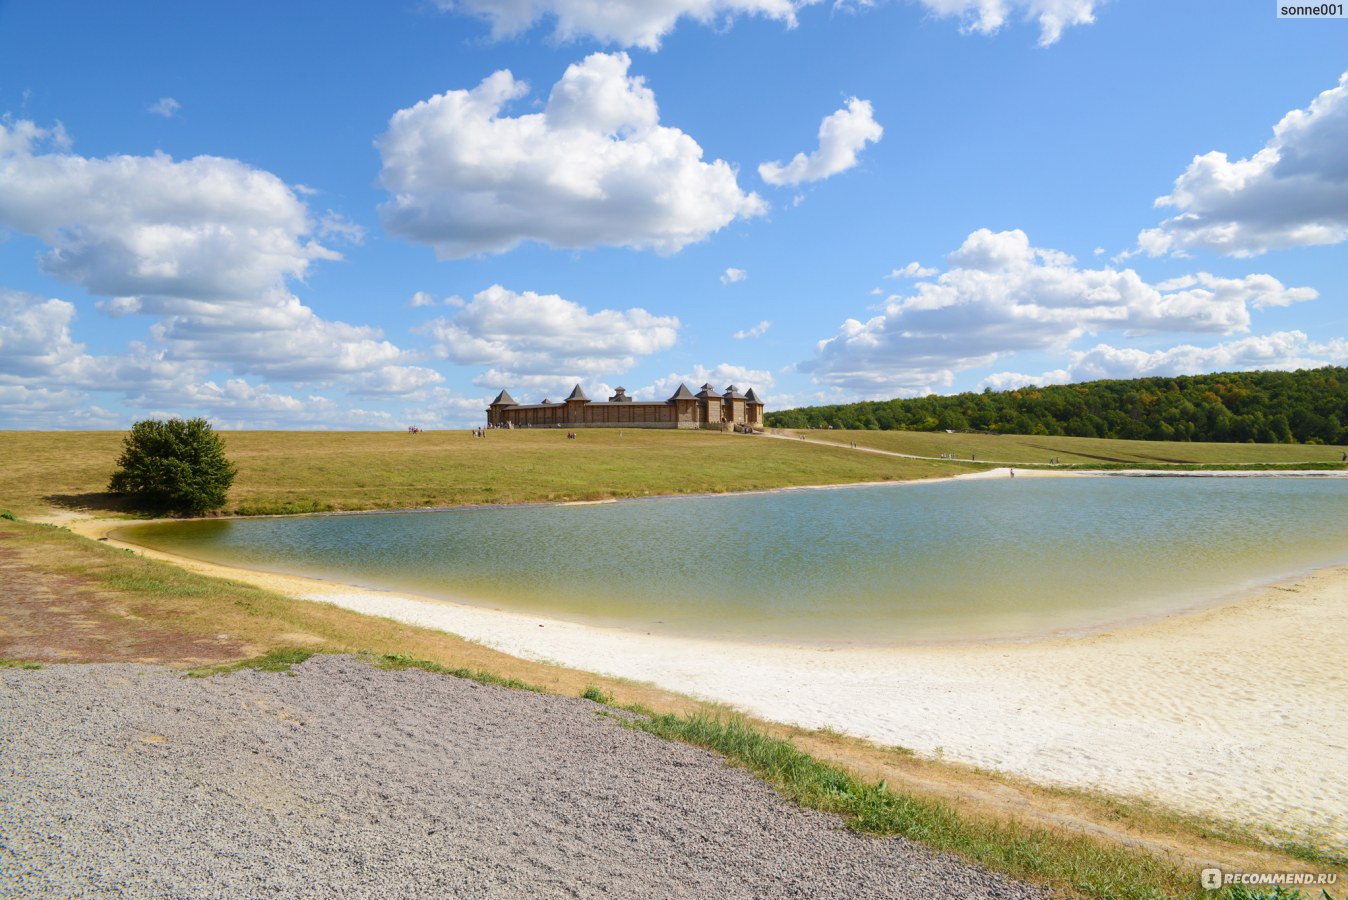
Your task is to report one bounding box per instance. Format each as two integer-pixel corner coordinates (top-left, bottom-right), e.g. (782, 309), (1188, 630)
(765, 367), (1348, 445)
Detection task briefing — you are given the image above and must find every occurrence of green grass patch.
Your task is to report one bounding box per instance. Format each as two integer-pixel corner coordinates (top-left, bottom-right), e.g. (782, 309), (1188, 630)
(631, 710), (1204, 899)
(1221, 888), (1332, 900)
(580, 684), (614, 704)
(187, 648), (317, 677)
(0, 659), (43, 669)
(372, 652), (547, 693)
(233, 499), (335, 516)
(1277, 837), (1348, 869)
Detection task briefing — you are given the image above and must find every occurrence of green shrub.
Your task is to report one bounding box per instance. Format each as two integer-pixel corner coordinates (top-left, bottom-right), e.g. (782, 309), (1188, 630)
(580, 685), (613, 704)
(108, 418), (237, 514)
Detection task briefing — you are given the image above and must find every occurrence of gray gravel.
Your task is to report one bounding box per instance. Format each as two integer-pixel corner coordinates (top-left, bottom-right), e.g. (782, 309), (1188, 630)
(1, 655), (1044, 898)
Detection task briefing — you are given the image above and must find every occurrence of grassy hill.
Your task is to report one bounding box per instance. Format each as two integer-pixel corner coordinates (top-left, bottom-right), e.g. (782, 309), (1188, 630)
(0, 429), (979, 519)
(5, 427), (1343, 521)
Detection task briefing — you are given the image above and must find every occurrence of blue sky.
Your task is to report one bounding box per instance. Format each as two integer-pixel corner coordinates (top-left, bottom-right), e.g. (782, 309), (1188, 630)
(1, 0), (1345, 428)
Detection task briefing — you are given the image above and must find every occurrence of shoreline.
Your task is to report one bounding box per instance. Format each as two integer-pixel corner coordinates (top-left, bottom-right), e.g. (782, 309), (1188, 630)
(71, 501), (1348, 851)
(85, 464), (1348, 527)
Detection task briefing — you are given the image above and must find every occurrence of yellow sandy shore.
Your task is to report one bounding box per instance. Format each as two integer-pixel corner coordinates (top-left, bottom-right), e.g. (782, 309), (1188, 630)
(72, 472), (1348, 850)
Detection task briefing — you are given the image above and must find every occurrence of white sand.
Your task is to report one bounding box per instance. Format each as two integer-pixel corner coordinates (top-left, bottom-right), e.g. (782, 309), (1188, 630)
(74, 476), (1348, 850)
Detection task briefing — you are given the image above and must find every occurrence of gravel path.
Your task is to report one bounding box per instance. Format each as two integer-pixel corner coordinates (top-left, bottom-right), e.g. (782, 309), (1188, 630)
(1, 655), (1044, 898)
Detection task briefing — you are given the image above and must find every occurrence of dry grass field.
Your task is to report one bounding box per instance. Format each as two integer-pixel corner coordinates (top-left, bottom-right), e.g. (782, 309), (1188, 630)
(0, 429), (979, 519)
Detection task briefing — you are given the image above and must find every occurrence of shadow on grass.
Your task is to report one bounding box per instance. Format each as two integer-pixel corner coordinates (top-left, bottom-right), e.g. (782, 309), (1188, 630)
(43, 492), (142, 515)
(42, 492), (228, 518)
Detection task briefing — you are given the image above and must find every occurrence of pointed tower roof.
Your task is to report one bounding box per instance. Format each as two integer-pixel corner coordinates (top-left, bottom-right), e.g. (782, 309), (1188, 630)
(722, 384), (745, 399)
(668, 383), (696, 401)
(744, 388), (764, 404)
(565, 384), (590, 402)
(696, 382), (718, 399)
(490, 389), (518, 406)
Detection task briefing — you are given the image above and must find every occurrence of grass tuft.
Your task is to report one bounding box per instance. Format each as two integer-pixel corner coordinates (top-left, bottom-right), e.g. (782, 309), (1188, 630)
(1220, 887), (1327, 899)
(1277, 838), (1348, 868)
(580, 684), (613, 704)
(233, 499), (334, 516)
(630, 710), (1199, 899)
(1, 510), (17, 521)
(186, 648), (317, 677)
(0, 659), (43, 669)
(372, 652), (547, 693)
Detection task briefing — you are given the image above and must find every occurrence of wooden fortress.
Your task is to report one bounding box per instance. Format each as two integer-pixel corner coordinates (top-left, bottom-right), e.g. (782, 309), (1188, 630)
(486, 383), (765, 430)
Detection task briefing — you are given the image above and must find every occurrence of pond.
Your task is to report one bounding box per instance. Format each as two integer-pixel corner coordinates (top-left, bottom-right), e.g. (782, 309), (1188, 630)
(115, 476), (1348, 645)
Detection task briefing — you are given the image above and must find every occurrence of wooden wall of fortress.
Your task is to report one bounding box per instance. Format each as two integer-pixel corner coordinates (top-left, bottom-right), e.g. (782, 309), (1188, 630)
(486, 384), (765, 431)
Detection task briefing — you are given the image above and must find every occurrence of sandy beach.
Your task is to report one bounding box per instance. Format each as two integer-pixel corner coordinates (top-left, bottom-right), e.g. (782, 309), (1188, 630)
(77, 474), (1348, 852)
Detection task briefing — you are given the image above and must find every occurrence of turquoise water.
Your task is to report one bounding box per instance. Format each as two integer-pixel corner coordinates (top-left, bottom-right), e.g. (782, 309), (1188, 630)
(116, 477), (1348, 645)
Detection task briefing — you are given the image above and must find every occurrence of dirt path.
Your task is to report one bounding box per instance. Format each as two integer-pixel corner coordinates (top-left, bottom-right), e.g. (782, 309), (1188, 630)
(0, 530), (247, 666)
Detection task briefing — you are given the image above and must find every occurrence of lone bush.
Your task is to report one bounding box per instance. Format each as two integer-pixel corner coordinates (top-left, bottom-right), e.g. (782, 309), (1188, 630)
(108, 418), (237, 514)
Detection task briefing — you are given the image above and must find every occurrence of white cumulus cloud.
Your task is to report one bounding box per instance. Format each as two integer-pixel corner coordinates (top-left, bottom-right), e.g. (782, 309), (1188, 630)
(640, 363), (774, 400)
(0, 120), (334, 300)
(0, 290), (86, 379)
(887, 261), (938, 279)
(1137, 72), (1348, 258)
(143, 288), (406, 382)
(350, 365), (447, 397)
(433, 0), (813, 50)
(802, 227), (1317, 396)
(433, 0), (1096, 48)
(377, 52), (765, 259)
(917, 0), (1099, 46)
(408, 291), (466, 309)
(721, 267), (748, 284)
(147, 97), (181, 118)
(733, 320), (772, 339)
(418, 284), (680, 387)
(174, 379), (399, 430)
(0, 120), (421, 387)
(979, 332), (1347, 391)
(759, 97), (882, 187)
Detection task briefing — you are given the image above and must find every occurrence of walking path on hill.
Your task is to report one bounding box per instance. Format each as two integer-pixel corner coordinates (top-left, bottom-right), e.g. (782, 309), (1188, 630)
(760, 430), (1348, 475)
(1, 655), (1044, 899)
(760, 430), (1029, 467)
(761, 429), (930, 460)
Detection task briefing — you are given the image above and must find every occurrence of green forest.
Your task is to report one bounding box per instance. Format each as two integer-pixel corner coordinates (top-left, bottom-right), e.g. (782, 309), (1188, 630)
(765, 367), (1348, 445)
